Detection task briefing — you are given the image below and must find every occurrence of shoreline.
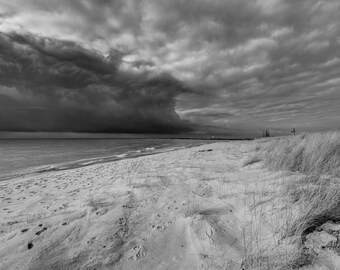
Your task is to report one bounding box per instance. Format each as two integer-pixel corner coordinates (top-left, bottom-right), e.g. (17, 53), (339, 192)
(0, 137), (255, 140)
(0, 141), (214, 182)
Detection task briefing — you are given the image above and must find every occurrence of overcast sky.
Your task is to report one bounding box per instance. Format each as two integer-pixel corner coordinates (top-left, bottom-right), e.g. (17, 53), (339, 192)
(0, 0), (340, 136)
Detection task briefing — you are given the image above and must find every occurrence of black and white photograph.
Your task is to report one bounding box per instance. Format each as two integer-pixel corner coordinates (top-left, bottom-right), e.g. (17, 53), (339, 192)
(1, 0), (340, 269)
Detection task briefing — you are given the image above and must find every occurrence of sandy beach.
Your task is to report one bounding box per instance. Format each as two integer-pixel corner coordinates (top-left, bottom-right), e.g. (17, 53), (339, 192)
(1, 1), (339, 268)
(1, 141), (339, 270)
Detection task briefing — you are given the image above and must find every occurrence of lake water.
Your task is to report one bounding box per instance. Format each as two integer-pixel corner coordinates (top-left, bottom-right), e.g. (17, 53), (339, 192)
(0, 138), (209, 180)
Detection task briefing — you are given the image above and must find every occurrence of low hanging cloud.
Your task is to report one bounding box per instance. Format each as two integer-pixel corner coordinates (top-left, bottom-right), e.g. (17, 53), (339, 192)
(0, 32), (192, 133)
(1, 0), (340, 134)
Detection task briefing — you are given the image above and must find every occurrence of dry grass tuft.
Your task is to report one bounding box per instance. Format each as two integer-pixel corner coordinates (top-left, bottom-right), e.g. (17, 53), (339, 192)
(242, 132), (340, 269)
(243, 143), (262, 167)
(257, 132), (340, 241)
(284, 179), (340, 240)
(278, 247), (317, 270)
(258, 132), (340, 177)
(243, 155), (262, 167)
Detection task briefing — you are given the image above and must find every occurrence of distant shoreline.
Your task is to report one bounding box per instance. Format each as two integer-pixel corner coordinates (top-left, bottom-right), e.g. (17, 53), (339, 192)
(0, 137), (255, 140)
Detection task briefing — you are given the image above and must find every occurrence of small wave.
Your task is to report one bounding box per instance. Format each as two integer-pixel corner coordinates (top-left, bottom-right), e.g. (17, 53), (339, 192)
(115, 153), (128, 158)
(78, 161), (98, 166)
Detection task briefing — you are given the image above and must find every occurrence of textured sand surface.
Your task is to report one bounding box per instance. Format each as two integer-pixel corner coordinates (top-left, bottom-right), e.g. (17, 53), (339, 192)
(1, 141), (339, 269)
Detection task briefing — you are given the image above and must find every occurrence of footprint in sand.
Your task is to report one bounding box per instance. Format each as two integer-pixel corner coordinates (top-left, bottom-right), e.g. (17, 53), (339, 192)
(156, 225), (165, 231)
(35, 227), (47, 236)
(119, 218), (127, 226)
(87, 236), (97, 245)
(151, 224), (166, 231)
(128, 245), (147, 260)
(96, 208), (108, 216)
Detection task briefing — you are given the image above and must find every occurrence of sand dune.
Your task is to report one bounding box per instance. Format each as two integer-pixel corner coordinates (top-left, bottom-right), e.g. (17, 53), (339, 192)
(1, 141), (339, 269)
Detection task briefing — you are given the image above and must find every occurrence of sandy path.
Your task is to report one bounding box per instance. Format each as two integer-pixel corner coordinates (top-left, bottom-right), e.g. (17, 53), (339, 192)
(0, 141), (303, 269)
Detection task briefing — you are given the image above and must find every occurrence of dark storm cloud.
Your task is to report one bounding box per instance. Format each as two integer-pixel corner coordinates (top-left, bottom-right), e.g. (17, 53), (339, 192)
(1, 0), (340, 134)
(0, 32), (192, 133)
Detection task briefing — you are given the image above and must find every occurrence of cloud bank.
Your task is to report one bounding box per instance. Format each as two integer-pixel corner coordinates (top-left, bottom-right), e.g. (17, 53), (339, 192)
(1, 0), (340, 134)
(0, 32), (191, 133)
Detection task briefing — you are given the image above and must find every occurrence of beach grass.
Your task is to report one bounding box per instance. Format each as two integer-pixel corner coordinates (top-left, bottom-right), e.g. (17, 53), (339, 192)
(259, 132), (340, 177)
(241, 132), (340, 269)
(258, 132), (340, 239)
